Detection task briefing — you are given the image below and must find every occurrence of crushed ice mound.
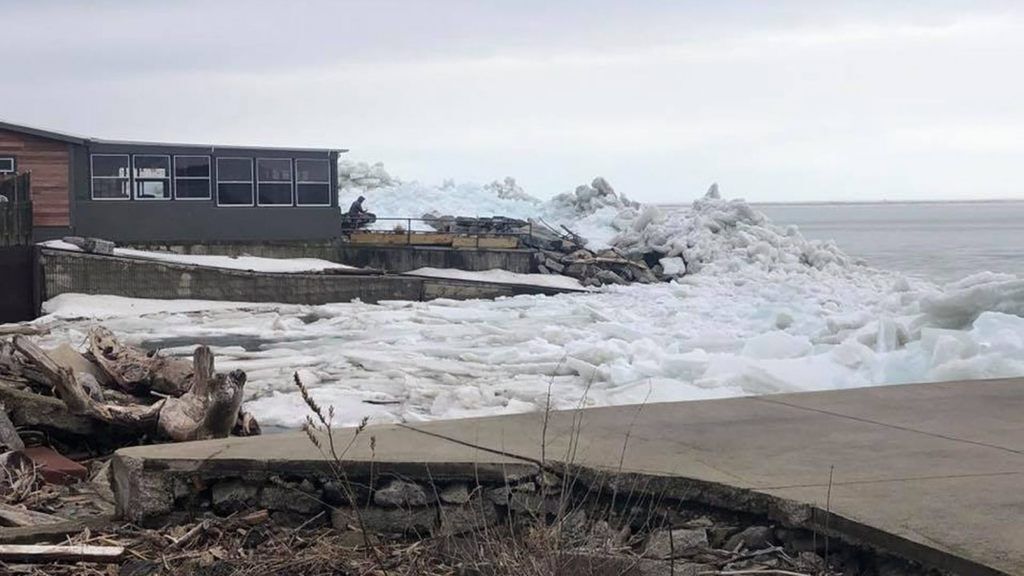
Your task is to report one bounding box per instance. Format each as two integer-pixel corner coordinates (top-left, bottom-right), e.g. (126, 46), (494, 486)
(338, 159), (397, 191)
(548, 177), (639, 217)
(337, 161), (852, 277)
(612, 193), (851, 274)
(919, 272), (1024, 329)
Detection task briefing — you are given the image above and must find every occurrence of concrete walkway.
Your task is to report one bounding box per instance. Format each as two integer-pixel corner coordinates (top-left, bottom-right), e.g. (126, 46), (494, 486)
(115, 378), (1024, 575)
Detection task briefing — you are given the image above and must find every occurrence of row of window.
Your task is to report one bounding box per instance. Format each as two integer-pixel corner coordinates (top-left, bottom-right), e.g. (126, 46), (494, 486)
(90, 155), (332, 207)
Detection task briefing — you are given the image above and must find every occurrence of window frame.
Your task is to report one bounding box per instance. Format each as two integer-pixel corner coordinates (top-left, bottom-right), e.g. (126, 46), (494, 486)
(131, 154), (172, 201)
(256, 158), (295, 207)
(215, 157), (255, 207)
(173, 155), (212, 200)
(294, 158), (332, 207)
(90, 154), (131, 201)
(0, 157), (15, 174)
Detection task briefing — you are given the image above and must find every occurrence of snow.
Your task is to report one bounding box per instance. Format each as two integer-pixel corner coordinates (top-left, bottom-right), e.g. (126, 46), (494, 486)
(20, 163), (1024, 430)
(39, 240), (355, 274)
(408, 268), (589, 291)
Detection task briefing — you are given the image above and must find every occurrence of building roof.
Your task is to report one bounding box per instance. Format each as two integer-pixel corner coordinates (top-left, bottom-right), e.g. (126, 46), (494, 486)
(0, 119), (347, 153)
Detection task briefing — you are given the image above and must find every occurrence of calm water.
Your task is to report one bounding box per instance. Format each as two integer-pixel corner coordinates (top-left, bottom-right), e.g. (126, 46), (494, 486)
(753, 201), (1024, 284)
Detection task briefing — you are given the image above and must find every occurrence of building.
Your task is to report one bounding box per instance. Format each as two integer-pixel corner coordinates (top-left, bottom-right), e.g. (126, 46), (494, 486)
(0, 120), (346, 242)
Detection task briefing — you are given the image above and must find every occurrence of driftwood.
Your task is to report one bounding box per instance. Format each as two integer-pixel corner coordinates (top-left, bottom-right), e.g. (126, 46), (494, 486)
(158, 346), (246, 441)
(13, 336), (163, 430)
(2, 329), (255, 447)
(86, 326), (193, 396)
(0, 504), (64, 528)
(0, 543), (124, 563)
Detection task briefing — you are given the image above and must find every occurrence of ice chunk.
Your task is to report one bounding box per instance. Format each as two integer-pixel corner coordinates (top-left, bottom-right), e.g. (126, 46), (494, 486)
(741, 331), (813, 359)
(659, 256), (686, 278)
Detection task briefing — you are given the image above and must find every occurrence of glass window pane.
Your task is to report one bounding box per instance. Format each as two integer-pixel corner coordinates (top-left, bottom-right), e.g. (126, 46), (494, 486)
(133, 155), (170, 178)
(295, 159), (329, 183)
(0, 158), (14, 173)
(258, 183), (292, 205)
(257, 159), (292, 182)
(136, 180), (169, 199)
(217, 158), (252, 182)
(175, 156), (210, 178)
(92, 178), (130, 199)
(218, 183), (253, 205)
(176, 179), (210, 199)
(92, 155), (129, 178)
(297, 183), (330, 205)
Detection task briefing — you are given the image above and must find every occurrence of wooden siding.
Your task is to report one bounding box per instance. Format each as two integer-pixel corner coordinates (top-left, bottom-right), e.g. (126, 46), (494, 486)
(0, 129), (70, 227)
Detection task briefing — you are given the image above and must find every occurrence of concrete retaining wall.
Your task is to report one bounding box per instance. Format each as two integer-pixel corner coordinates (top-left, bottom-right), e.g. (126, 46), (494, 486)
(39, 249), (569, 305)
(126, 241), (536, 274)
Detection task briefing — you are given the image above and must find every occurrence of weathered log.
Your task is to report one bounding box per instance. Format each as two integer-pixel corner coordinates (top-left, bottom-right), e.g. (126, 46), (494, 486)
(157, 346), (245, 441)
(0, 325), (49, 337)
(86, 327), (193, 396)
(13, 337), (162, 431)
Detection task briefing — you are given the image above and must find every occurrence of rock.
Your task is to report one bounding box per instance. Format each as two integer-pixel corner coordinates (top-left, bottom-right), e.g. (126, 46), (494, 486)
(374, 479), (428, 508)
(584, 520), (631, 551)
(332, 505), (436, 535)
(211, 480), (258, 515)
(545, 259), (566, 274)
(595, 270), (627, 285)
(436, 498), (499, 535)
(644, 528), (709, 559)
(260, 484), (323, 515)
(724, 525), (773, 551)
(439, 483), (471, 505)
(582, 277), (602, 288)
(538, 265), (551, 274)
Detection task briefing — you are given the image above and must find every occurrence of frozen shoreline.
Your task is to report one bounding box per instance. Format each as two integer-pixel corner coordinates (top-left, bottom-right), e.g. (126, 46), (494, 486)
(22, 164), (1024, 429)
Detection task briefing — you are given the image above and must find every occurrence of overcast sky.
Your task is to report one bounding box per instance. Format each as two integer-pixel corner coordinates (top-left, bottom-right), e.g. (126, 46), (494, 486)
(2, 1), (1022, 202)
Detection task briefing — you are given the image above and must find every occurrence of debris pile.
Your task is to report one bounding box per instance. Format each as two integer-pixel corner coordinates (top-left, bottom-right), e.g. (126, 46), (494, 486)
(0, 326), (259, 458)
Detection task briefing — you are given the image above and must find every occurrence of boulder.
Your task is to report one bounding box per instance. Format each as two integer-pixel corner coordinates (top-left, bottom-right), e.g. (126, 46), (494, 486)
(439, 482), (471, 505)
(374, 479), (429, 508)
(595, 270), (627, 285)
(331, 506), (436, 535)
(644, 528), (709, 559)
(436, 498), (499, 536)
(724, 525), (774, 551)
(211, 480), (258, 515)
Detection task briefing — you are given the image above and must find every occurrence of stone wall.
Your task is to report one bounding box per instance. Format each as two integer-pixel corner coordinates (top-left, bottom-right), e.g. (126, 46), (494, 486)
(39, 249), (570, 305)
(126, 240), (537, 275)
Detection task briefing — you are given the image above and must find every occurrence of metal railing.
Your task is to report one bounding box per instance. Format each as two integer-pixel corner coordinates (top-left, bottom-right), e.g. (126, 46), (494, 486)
(350, 217), (534, 248)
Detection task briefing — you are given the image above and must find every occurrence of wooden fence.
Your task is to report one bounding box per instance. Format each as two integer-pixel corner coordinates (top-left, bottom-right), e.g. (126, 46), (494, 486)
(0, 172), (32, 247)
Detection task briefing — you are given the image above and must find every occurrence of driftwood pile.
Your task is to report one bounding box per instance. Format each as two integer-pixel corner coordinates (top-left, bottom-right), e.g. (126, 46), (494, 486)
(0, 327), (259, 456)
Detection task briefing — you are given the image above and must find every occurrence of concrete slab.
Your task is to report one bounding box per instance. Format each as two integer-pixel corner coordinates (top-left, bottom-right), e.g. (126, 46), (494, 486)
(114, 378), (1024, 575)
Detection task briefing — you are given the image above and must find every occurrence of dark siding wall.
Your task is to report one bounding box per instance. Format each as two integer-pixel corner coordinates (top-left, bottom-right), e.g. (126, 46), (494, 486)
(71, 144), (341, 242)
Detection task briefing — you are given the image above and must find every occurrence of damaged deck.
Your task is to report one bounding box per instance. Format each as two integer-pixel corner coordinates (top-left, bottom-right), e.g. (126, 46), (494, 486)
(113, 378), (1024, 576)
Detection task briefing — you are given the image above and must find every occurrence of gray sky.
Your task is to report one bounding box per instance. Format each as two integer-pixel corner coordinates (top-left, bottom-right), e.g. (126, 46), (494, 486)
(2, 0), (1022, 202)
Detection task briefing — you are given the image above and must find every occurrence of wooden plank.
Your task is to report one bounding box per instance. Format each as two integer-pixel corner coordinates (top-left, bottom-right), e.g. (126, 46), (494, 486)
(0, 128), (71, 227)
(0, 517), (114, 545)
(0, 544), (124, 563)
(452, 236), (520, 249)
(348, 232), (455, 246)
(0, 504), (65, 528)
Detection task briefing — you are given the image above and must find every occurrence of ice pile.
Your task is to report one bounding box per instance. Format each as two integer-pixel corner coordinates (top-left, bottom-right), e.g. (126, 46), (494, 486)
(338, 159), (397, 191)
(20, 162), (1024, 429)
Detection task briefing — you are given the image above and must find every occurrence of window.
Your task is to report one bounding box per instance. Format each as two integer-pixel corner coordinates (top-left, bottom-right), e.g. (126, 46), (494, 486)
(133, 155), (171, 200)
(295, 159), (331, 206)
(91, 154), (130, 200)
(257, 158), (293, 206)
(216, 158), (254, 206)
(174, 155), (211, 199)
(0, 157), (14, 174)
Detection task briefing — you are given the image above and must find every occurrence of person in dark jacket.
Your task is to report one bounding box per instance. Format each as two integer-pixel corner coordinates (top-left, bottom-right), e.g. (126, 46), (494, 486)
(348, 196), (367, 217)
(343, 196), (376, 230)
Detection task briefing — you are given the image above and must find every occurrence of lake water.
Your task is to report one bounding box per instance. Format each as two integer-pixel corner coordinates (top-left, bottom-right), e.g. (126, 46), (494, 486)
(751, 201), (1024, 284)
